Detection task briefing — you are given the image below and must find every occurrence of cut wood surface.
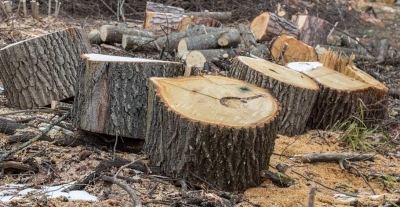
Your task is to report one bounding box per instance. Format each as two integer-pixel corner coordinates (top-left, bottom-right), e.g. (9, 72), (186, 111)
(270, 34), (318, 64)
(218, 29), (241, 47)
(229, 56), (319, 136)
(143, 12), (188, 36)
(145, 1), (185, 13)
(302, 66), (372, 129)
(250, 12), (298, 42)
(89, 29), (102, 44)
(184, 49), (237, 68)
(100, 25), (155, 44)
(177, 16), (222, 31)
(292, 15), (332, 47)
(319, 50), (388, 123)
(145, 75), (279, 191)
(73, 54), (184, 139)
(122, 35), (156, 51)
(0, 27), (91, 109)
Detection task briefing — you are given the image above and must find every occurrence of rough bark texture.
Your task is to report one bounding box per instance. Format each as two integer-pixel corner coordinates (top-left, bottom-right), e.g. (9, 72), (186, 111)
(184, 11), (232, 22)
(145, 75), (279, 191)
(100, 25), (155, 44)
(302, 67), (373, 129)
(218, 29), (241, 47)
(185, 49), (237, 68)
(292, 15), (331, 47)
(177, 32), (222, 56)
(250, 12), (298, 42)
(237, 23), (257, 49)
(0, 27), (91, 109)
(0, 118), (28, 135)
(270, 34), (318, 64)
(73, 54), (184, 139)
(122, 35), (156, 51)
(143, 12), (188, 36)
(229, 56), (319, 136)
(146, 1), (185, 13)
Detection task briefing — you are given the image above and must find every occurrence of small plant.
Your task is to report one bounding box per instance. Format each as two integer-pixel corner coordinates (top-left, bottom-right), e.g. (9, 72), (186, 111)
(332, 103), (387, 152)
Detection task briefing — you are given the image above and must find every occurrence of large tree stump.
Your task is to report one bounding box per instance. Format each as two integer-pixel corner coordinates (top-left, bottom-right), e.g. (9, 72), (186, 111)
(301, 66), (373, 129)
(250, 12), (298, 42)
(291, 15), (332, 47)
(229, 56), (319, 136)
(270, 34), (318, 64)
(73, 54), (184, 139)
(145, 75), (280, 191)
(0, 27), (91, 109)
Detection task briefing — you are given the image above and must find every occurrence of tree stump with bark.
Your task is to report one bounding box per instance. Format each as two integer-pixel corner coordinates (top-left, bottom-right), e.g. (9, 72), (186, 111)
(145, 75), (280, 191)
(73, 54), (184, 139)
(250, 12), (298, 42)
(229, 56), (319, 136)
(270, 34), (318, 64)
(300, 66), (374, 129)
(0, 27), (91, 109)
(291, 15), (332, 47)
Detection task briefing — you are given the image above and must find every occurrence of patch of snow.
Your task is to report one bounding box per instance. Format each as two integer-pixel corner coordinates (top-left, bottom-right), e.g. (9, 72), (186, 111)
(0, 182), (98, 203)
(286, 62), (323, 72)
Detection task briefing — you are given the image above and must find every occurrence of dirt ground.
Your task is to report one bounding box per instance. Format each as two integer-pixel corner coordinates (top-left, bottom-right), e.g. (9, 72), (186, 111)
(0, 1), (399, 207)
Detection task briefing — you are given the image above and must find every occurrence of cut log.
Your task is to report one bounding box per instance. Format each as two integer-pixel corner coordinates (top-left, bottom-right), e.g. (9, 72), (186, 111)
(300, 66), (373, 129)
(250, 12), (298, 42)
(0, 27), (91, 109)
(143, 12), (188, 36)
(270, 34), (318, 64)
(184, 49), (237, 68)
(218, 29), (241, 47)
(237, 23), (257, 49)
(184, 11), (232, 22)
(291, 15), (332, 47)
(0, 117), (28, 135)
(122, 35), (156, 51)
(89, 29), (102, 44)
(177, 32), (224, 57)
(100, 25), (155, 44)
(73, 54), (184, 139)
(229, 56), (319, 136)
(145, 1), (185, 13)
(145, 75), (280, 191)
(177, 16), (222, 32)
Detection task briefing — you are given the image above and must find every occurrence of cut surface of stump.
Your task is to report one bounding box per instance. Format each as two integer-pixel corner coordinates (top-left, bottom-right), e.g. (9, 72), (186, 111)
(0, 27), (91, 109)
(302, 66), (373, 129)
(73, 54), (184, 139)
(229, 56), (319, 136)
(270, 34), (318, 64)
(145, 75), (279, 191)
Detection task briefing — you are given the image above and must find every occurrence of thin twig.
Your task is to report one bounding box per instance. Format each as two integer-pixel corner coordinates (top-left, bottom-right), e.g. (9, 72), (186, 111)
(99, 0), (117, 15)
(102, 175), (142, 207)
(0, 111), (70, 162)
(348, 164), (376, 195)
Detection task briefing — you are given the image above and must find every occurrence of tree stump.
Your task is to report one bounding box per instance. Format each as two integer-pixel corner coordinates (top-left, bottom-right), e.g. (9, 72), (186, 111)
(0, 27), (91, 109)
(291, 15), (332, 47)
(270, 34), (318, 64)
(229, 56), (319, 136)
(143, 12), (188, 36)
(73, 54), (184, 139)
(145, 75), (280, 191)
(301, 66), (373, 129)
(250, 12), (298, 42)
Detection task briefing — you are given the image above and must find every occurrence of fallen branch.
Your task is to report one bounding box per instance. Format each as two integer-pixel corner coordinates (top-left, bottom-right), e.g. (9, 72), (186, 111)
(0, 117), (28, 135)
(260, 170), (296, 187)
(0, 111), (71, 162)
(102, 175), (142, 207)
(0, 161), (37, 171)
(300, 153), (375, 163)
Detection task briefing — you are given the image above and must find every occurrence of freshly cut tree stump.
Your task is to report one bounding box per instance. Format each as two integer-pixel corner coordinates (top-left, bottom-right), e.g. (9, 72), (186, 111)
(229, 56), (319, 136)
(73, 54), (184, 139)
(301, 66), (373, 129)
(0, 27), (91, 109)
(122, 35), (156, 51)
(184, 49), (237, 68)
(250, 12), (298, 42)
(292, 15), (331, 47)
(100, 25), (155, 44)
(146, 1), (185, 13)
(270, 34), (318, 64)
(145, 75), (280, 191)
(143, 12), (188, 36)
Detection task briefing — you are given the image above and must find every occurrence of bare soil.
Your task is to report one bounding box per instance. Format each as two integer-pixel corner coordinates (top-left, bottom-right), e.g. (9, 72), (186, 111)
(0, 1), (399, 206)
